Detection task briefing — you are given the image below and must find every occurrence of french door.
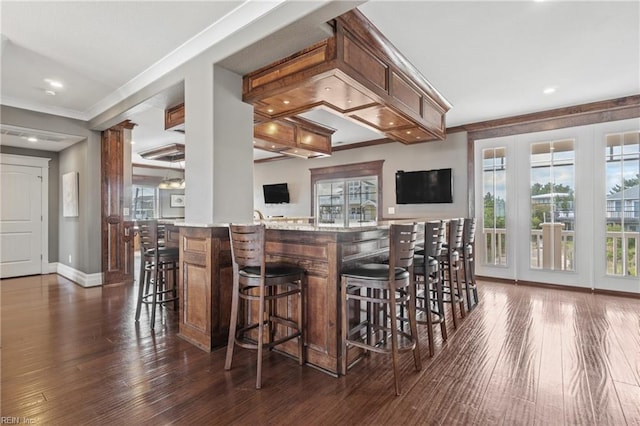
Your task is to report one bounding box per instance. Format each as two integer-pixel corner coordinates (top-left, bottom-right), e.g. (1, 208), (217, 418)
(475, 118), (639, 293)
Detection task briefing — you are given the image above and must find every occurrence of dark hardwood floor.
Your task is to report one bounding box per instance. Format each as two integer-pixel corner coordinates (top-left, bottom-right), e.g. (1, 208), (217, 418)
(2, 273), (640, 425)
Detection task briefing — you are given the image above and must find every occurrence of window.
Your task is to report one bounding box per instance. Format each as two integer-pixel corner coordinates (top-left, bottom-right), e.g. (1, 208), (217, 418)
(310, 160), (383, 228)
(482, 147), (507, 266)
(132, 185), (157, 219)
(529, 139), (575, 271)
(605, 130), (639, 276)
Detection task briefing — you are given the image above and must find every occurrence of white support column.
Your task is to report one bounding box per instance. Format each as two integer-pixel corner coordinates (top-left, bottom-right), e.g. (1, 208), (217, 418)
(184, 62), (253, 224)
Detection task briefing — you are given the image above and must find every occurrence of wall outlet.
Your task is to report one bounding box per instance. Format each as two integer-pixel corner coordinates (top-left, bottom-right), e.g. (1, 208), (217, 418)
(68, 254), (72, 263)
(388, 206), (396, 215)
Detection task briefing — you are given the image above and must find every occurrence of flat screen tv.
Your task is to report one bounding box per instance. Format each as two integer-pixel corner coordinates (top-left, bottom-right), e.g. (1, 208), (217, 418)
(263, 183), (290, 204)
(395, 169), (453, 204)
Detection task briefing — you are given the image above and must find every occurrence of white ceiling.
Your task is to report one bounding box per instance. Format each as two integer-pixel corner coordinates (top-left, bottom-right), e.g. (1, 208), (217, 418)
(1, 1), (638, 161)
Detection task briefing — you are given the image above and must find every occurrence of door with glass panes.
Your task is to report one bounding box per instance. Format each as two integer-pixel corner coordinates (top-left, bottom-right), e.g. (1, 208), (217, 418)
(476, 119), (639, 292)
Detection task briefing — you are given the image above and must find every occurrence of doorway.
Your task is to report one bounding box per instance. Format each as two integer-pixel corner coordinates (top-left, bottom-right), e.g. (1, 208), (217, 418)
(0, 154), (49, 278)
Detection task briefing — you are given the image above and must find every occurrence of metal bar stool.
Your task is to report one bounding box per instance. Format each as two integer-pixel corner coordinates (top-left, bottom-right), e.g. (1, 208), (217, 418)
(135, 220), (179, 328)
(462, 217), (479, 310)
(224, 223), (305, 389)
(437, 219), (466, 329)
(340, 223), (421, 396)
(414, 220), (447, 356)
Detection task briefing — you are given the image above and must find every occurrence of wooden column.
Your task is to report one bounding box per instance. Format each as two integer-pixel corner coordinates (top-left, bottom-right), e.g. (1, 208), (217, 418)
(101, 121), (135, 285)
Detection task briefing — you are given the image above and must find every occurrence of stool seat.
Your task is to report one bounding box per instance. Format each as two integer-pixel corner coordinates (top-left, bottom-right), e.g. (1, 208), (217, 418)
(413, 254), (438, 270)
(239, 264), (305, 279)
(143, 246), (179, 258)
(342, 264), (410, 280)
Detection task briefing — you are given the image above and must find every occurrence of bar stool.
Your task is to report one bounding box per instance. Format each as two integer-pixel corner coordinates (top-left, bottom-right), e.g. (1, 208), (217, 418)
(413, 220), (447, 356)
(340, 223), (421, 396)
(462, 217), (479, 310)
(437, 219), (466, 329)
(224, 223), (305, 390)
(135, 220), (179, 328)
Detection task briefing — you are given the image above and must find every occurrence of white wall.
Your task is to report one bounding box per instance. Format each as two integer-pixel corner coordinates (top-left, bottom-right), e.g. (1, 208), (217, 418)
(254, 131), (469, 220)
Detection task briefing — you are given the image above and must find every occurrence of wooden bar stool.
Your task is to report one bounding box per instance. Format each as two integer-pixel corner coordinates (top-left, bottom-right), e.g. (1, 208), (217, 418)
(414, 220), (447, 356)
(462, 217), (479, 310)
(437, 219), (466, 329)
(224, 223), (305, 389)
(135, 220), (179, 328)
(340, 223), (421, 396)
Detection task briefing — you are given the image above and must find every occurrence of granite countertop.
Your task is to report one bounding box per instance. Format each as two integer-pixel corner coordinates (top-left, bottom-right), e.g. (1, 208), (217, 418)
(174, 219), (426, 232)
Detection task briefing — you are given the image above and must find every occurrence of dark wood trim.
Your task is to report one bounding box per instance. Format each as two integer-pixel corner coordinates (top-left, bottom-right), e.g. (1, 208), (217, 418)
(332, 137), (395, 151)
(477, 275), (640, 299)
(476, 275), (516, 285)
(594, 288), (640, 299)
(454, 94), (640, 137)
(514, 279), (593, 294)
(309, 160), (384, 219)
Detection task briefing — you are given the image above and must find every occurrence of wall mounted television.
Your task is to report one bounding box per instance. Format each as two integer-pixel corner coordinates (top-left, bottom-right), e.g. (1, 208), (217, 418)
(263, 183), (290, 204)
(395, 168), (453, 204)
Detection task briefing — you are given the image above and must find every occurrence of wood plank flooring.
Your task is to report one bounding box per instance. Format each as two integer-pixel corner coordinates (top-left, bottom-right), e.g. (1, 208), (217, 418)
(2, 274), (640, 425)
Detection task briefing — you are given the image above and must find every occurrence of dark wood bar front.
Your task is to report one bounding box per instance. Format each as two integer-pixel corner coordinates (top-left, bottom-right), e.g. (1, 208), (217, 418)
(177, 226), (233, 351)
(176, 224), (390, 375)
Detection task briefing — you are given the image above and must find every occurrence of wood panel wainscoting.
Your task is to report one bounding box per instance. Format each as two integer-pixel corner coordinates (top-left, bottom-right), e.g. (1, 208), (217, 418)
(177, 226), (233, 351)
(3, 274), (640, 424)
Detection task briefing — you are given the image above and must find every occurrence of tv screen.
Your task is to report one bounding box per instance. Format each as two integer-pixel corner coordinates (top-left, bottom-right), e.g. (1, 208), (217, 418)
(395, 169), (453, 204)
(263, 183), (290, 204)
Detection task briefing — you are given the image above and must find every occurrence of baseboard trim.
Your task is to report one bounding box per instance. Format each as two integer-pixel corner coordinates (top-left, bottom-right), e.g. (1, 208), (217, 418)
(476, 275), (639, 298)
(55, 263), (103, 287)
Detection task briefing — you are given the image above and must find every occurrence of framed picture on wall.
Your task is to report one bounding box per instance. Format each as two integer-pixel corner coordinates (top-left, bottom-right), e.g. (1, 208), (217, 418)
(62, 171), (79, 217)
(170, 194), (185, 207)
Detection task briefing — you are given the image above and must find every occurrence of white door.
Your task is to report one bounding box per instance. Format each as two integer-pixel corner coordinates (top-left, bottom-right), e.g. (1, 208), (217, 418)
(593, 118), (640, 293)
(0, 164), (43, 278)
(476, 119), (639, 294)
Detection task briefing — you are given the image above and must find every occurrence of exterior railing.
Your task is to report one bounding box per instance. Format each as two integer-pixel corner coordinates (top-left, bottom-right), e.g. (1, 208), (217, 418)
(482, 228), (639, 276)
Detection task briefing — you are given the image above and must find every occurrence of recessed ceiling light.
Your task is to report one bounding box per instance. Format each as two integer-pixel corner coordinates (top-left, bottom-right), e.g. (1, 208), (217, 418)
(44, 78), (63, 88)
(283, 100), (290, 105)
(543, 86), (557, 95)
(45, 90), (56, 96)
(267, 108), (274, 113)
(27, 137), (38, 143)
(389, 121), (395, 126)
(130, 140), (136, 145)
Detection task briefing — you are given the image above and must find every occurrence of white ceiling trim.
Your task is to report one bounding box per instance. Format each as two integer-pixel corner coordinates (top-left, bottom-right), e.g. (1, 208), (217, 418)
(0, 95), (87, 121)
(84, 0), (288, 121)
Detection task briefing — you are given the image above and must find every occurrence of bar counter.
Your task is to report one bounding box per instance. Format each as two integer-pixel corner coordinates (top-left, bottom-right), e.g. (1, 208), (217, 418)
(176, 222), (397, 375)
